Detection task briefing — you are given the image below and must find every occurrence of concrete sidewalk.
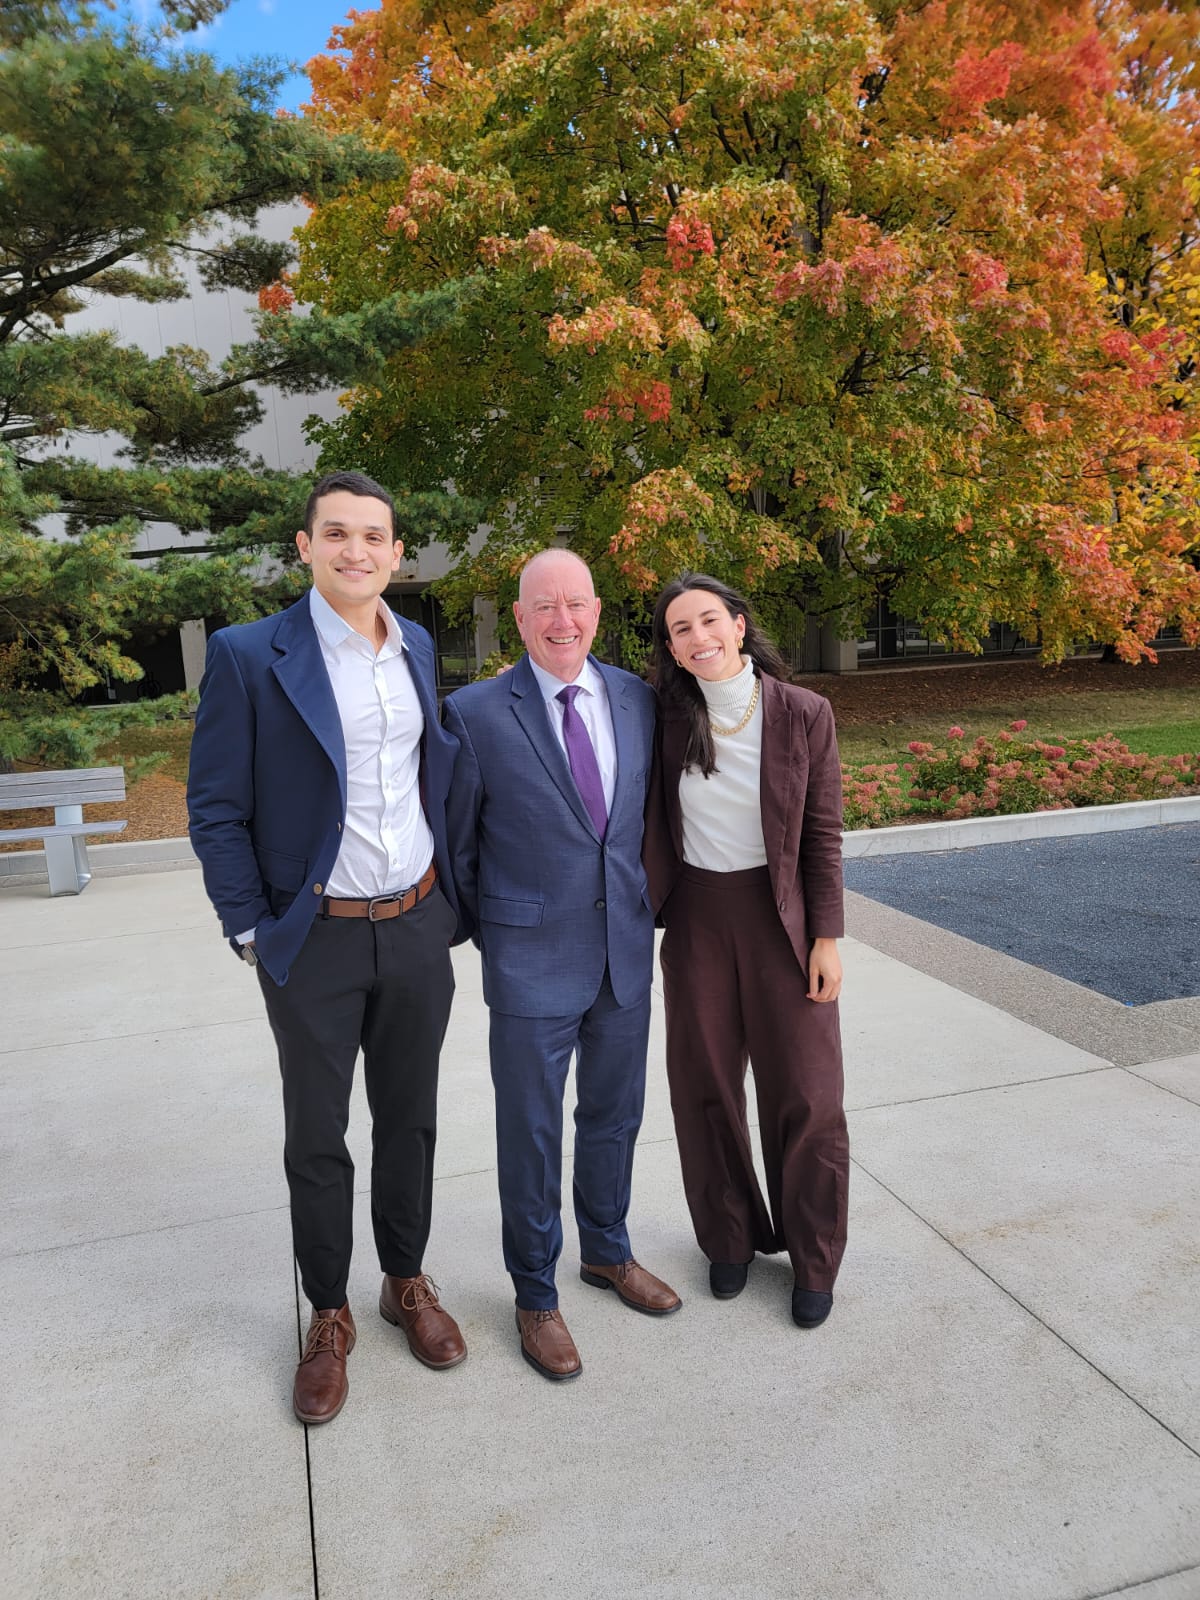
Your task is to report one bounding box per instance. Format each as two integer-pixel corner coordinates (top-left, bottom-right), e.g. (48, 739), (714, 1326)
(2, 865), (1198, 1600)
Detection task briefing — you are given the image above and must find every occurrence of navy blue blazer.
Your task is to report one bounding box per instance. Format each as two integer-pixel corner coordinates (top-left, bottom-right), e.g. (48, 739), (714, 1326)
(443, 654), (656, 1019)
(187, 594), (461, 985)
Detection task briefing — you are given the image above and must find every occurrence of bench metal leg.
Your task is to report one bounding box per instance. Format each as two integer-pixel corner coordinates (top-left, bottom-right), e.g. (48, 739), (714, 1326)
(45, 805), (90, 895)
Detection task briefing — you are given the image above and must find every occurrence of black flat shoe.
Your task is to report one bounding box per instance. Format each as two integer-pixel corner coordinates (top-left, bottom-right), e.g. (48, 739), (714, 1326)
(791, 1286), (833, 1328)
(709, 1261), (751, 1299)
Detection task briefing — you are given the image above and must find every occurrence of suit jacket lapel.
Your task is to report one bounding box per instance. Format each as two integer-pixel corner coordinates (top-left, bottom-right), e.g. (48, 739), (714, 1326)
(269, 597), (347, 809)
(399, 616), (437, 730)
(759, 674), (794, 900)
(509, 655), (600, 839)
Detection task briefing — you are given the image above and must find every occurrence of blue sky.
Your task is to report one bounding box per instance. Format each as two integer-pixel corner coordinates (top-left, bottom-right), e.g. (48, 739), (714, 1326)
(128, 0), (358, 110)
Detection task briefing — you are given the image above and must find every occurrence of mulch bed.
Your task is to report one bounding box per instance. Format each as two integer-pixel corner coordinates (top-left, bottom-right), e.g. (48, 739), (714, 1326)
(4, 651), (1196, 850)
(793, 646), (1200, 726)
(0, 772), (190, 854)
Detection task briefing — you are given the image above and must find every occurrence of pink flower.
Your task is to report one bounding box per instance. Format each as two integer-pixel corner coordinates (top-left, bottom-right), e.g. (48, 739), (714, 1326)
(1010, 719), (1028, 732)
(947, 726), (965, 740)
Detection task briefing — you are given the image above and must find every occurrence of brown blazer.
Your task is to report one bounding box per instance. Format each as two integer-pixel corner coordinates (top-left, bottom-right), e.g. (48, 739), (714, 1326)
(643, 674), (845, 969)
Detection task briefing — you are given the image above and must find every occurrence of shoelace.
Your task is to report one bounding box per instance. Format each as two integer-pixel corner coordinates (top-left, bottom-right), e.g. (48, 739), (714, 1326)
(399, 1275), (442, 1315)
(524, 1309), (560, 1326)
(301, 1315), (343, 1363)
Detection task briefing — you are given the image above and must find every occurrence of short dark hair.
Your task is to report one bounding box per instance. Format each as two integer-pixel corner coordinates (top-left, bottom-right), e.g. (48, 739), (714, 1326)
(304, 470), (397, 539)
(651, 572), (788, 777)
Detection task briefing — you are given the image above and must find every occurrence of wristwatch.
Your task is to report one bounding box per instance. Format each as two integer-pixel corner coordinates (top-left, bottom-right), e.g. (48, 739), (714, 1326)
(241, 942), (258, 967)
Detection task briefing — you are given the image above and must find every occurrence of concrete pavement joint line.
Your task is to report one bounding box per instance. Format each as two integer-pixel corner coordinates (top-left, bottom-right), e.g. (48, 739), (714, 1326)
(0, 921), (212, 951)
(1120, 1066), (1200, 1110)
(850, 1062), (1113, 1114)
(0, 1013), (265, 1059)
(850, 1154), (1200, 1464)
(0, 1199), (293, 1263)
(357, 1134), (687, 1195)
(295, 1256), (321, 1600)
(1080, 1562), (1200, 1600)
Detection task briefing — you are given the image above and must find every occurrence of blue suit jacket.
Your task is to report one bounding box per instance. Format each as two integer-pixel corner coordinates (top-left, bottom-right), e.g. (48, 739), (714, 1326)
(187, 594), (461, 985)
(443, 654), (656, 1018)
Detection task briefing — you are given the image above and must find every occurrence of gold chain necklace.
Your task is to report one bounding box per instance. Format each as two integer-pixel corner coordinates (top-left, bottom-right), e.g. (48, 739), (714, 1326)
(709, 676), (761, 737)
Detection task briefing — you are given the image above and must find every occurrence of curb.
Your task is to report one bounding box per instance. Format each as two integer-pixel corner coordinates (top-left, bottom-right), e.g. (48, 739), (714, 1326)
(3, 793), (1198, 881)
(0, 834), (198, 883)
(841, 793), (1200, 857)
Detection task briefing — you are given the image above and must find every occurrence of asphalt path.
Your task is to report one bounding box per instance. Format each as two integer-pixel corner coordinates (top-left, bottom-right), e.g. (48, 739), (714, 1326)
(844, 821), (1200, 1006)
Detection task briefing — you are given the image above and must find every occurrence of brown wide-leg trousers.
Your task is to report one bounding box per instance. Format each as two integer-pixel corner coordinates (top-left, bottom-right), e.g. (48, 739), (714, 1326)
(659, 864), (849, 1291)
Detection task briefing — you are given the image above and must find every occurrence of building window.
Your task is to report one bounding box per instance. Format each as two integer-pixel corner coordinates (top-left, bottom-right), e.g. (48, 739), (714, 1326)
(858, 598), (1039, 662)
(390, 588), (475, 691)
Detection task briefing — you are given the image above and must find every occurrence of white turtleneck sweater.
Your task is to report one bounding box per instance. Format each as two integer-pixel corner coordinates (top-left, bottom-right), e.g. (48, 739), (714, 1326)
(679, 657), (768, 871)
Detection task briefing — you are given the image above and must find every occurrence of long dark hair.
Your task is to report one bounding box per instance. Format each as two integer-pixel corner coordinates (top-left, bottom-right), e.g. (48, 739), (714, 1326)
(651, 573), (788, 777)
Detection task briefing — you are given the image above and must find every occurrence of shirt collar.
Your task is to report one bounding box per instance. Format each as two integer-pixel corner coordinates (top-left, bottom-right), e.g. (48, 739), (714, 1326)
(528, 653), (601, 704)
(308, 586), (404, 653)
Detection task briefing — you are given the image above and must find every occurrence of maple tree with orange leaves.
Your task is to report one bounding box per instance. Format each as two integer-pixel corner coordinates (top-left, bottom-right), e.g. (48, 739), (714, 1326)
(291, 0), (1200, 662)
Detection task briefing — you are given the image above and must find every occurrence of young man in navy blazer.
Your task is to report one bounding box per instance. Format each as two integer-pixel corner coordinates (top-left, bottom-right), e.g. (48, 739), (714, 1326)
(188, 470), (466, 1424)
(444, 549), (681, 1381)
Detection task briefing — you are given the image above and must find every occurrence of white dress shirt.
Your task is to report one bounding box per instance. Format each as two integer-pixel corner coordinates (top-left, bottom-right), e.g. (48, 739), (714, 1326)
(310, 587), (434, 898)
(527, 654), (617, 818)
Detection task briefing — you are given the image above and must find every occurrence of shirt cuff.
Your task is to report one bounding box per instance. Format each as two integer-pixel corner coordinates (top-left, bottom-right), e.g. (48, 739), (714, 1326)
(235, 928), (256, 944)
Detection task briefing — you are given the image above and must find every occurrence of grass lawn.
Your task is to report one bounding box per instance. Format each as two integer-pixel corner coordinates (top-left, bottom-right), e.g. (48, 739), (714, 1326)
(834, 690), (1200, 766)
(102, 696), (1200, 778)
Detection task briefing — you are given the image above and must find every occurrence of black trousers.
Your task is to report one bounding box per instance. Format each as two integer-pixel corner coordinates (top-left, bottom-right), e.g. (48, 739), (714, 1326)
(256, 885), (457, 1310)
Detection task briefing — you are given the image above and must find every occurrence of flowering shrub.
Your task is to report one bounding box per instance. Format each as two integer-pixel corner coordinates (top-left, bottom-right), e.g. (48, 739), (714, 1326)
(841, 722), (1198, 828)
(841, 763), (905, 830)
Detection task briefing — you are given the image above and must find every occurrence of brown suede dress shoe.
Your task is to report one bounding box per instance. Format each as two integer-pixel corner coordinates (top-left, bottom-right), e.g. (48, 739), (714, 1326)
(516, 1307), (582, 1381)
(379, 1274), (467, 1369)
(580, 1258), (682, 1316)
(293, 1303), (356, 1425)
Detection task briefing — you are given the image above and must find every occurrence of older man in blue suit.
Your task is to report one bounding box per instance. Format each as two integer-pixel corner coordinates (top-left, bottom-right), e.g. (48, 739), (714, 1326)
(444, 549), (681, 1380)
(188, 470), (467, 1425)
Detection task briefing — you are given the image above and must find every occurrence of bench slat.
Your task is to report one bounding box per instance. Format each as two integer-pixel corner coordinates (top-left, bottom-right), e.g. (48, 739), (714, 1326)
(0, 767), (127, 811)
(1, 820), (128, 843)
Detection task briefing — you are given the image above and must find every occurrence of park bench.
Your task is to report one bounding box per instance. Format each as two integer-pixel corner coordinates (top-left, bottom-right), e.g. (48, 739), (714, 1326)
(0, 767), (128, 895)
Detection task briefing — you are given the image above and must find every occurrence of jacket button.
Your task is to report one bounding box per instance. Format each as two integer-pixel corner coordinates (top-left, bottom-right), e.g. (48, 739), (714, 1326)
(336, 822), (342, 832)
(778, 898), (787, 913)
(313, 884), (324, 896)
(595, 899), (606, 910)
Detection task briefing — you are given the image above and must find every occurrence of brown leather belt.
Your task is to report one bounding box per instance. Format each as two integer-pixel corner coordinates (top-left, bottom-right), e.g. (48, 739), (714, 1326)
(321, 863), (437, 921)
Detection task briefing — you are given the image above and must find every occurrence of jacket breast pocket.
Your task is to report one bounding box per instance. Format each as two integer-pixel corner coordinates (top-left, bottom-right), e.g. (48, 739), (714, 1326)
(255, 846), (309, 893)
(479, 894), (544, 928)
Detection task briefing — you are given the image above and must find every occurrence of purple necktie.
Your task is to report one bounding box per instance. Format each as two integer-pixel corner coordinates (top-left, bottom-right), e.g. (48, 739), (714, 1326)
(557, 685), (608, 839)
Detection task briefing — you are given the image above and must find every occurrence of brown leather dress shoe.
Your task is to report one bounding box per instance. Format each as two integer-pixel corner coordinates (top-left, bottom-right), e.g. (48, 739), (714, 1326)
(580, 1258), (682, 1316)
(379, 1274), (467, 1369)
(293, 1303), (356, 1425)
(515, 1307), (582, 1381)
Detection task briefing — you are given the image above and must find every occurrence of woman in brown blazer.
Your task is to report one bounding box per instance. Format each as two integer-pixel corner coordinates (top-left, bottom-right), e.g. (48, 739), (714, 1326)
(643, 573), (849, 1327)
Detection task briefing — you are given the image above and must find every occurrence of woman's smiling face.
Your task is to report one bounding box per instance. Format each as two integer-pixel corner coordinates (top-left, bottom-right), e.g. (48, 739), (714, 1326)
(664, 589), (746, 682)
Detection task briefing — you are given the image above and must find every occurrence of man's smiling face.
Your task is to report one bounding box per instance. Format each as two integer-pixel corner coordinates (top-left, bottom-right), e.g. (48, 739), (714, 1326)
(295, 489), (401, 618)
(513, 551), (601, 683)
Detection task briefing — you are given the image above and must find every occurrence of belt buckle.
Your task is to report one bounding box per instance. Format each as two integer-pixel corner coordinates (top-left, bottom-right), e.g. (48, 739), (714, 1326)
(367, 892), (399, 922)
